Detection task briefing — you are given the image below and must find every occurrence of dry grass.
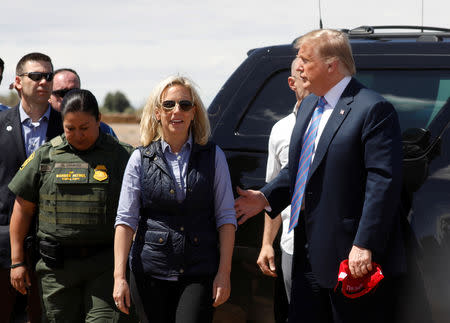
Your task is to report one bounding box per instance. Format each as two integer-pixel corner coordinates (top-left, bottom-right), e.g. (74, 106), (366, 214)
(109, 123), (140, 147)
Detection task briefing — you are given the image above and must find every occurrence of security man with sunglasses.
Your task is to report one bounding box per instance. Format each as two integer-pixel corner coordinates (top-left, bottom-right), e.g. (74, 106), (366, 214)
(0, 52), (63, 322)
(49, 68), (118, 138)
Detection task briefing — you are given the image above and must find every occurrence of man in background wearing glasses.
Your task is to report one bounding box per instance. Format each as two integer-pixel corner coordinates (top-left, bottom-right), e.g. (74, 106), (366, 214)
(49, 68), (117, 138)
(0, 52), (63, 322)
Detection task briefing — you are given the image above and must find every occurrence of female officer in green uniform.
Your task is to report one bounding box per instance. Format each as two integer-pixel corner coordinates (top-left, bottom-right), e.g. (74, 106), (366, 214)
(8, 89), (133, 322)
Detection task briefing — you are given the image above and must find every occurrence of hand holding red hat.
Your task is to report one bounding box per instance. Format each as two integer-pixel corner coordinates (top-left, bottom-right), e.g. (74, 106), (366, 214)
(335, 259), (384, 299)
(348, 245), (373, 278)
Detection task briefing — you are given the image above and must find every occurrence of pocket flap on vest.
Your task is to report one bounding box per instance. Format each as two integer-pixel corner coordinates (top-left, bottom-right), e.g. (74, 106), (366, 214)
(145, 230), (169, 246)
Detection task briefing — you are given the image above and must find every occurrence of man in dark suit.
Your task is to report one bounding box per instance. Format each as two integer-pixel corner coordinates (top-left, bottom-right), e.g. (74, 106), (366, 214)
(0, 52), (63, 322)
(235, 29), (406, 323)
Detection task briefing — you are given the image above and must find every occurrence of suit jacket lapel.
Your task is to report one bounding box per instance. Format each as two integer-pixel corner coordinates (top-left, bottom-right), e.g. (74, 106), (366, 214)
(308, 78), (362, 180)
(7, 106), (27, 161)
(6, 105), (63, 161)
(308, 99), (352, 179)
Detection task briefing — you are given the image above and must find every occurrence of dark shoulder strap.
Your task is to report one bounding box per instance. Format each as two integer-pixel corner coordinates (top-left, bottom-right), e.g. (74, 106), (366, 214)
(209, 142), (217, 223)
(209, 142), (216, 192)
(197, 141), (217, 203)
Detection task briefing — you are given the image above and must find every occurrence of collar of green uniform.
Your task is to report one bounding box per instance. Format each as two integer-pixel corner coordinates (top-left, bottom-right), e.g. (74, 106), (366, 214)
(59, 132), (108, 153)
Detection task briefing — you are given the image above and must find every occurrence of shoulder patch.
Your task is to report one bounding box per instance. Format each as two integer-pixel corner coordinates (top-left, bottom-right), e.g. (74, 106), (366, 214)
(50, 136), (63, 147)
(19, 151), (35, 171)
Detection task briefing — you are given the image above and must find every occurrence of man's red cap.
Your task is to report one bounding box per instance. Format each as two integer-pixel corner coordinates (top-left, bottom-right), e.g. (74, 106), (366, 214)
(334, 259), (384, 299)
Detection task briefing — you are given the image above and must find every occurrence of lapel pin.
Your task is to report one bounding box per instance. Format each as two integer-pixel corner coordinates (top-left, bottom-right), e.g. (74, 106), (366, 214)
(6, 125), (12, 131)
(340, 109), (345, 115)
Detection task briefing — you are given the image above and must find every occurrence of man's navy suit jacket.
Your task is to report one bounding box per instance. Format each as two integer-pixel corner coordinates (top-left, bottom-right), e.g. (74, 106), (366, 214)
(0, 105), (63, 268)
(261, 78), (406, 288)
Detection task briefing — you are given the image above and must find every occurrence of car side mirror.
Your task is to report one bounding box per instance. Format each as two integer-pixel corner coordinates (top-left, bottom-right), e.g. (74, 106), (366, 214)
(402, 128), (433, 194)
(402, 128), (431, 151)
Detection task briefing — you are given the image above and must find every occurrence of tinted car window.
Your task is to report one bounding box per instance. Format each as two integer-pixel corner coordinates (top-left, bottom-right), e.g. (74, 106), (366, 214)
(237, 69), (296, 136)
(237, 69), (450, 137)
(356, 70), (450, 131)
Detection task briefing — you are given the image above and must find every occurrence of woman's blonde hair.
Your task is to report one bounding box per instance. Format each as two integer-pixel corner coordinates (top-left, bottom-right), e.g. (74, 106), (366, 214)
(140, 75), (211, 147)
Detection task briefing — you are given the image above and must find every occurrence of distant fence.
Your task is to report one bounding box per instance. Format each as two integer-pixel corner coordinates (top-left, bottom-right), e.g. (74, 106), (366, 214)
(102, 113), (140, 124)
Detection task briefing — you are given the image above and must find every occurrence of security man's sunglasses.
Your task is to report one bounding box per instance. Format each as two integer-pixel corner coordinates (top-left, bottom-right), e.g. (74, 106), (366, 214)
(161, 100), (194, 111)
(19, 72), (54, 82)
(52, 88), (72, 98)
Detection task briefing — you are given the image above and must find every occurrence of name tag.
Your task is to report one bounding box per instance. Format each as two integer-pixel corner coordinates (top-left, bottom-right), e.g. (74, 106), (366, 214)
(54, 163), (89, 184)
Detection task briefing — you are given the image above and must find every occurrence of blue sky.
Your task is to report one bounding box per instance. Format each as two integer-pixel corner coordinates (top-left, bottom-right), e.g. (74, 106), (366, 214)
(1, 0), (449, 108)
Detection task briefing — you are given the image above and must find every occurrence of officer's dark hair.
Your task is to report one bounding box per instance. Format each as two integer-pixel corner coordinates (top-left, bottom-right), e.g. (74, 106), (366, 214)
(61, 89), (100, 121)
(16, 52), (53, 75)
(0, 57), (4, 71)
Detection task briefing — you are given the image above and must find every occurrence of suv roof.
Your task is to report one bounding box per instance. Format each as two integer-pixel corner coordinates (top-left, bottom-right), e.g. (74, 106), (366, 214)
(247, 25), (450, 66)
(343, 25), (450, 38)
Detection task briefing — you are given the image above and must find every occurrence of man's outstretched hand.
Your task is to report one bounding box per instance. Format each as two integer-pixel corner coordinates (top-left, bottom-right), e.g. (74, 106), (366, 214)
(234, 187), (269, 225)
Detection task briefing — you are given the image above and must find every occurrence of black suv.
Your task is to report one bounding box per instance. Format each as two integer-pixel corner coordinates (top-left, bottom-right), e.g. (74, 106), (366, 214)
(209, 26), (450, 323)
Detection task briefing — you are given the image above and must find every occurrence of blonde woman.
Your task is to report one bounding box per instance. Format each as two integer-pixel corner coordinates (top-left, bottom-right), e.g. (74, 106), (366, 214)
(113, 76), (236, 323)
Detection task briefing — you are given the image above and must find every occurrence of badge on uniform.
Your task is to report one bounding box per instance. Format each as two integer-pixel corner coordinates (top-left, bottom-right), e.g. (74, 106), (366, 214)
(93, 165), (108, 181)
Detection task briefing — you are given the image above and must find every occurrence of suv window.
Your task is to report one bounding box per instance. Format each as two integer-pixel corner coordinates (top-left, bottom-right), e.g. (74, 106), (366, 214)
(237, 69), (296, 136)
(236, 69), (450, 138)
(356, 70), (450, 130)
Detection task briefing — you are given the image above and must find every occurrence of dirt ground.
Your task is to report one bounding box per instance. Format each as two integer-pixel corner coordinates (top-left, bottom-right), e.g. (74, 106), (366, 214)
(109, 123), (141, 147)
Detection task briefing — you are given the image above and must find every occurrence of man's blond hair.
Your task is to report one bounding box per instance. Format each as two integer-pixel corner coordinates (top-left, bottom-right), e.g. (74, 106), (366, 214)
(295, 29), (356, 76)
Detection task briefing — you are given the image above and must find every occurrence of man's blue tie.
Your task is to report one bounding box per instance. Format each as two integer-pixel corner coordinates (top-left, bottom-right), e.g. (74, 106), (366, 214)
(289, 97), (327, 232)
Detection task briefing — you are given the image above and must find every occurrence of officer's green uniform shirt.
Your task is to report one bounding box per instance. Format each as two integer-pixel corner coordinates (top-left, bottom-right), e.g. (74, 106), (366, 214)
(9, 132), (133, 246)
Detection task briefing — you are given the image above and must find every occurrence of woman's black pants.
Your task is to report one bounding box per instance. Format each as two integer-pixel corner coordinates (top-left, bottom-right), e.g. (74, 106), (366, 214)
(130, 271), (214, 323)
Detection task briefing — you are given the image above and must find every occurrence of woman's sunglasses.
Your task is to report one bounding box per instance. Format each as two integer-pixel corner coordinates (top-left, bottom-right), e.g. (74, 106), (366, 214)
(161, 100), (194, 112)
(19, 72), (54, 82)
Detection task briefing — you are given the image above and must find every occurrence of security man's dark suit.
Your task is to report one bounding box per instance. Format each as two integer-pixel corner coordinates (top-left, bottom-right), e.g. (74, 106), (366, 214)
(0, 104), (63, 322)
